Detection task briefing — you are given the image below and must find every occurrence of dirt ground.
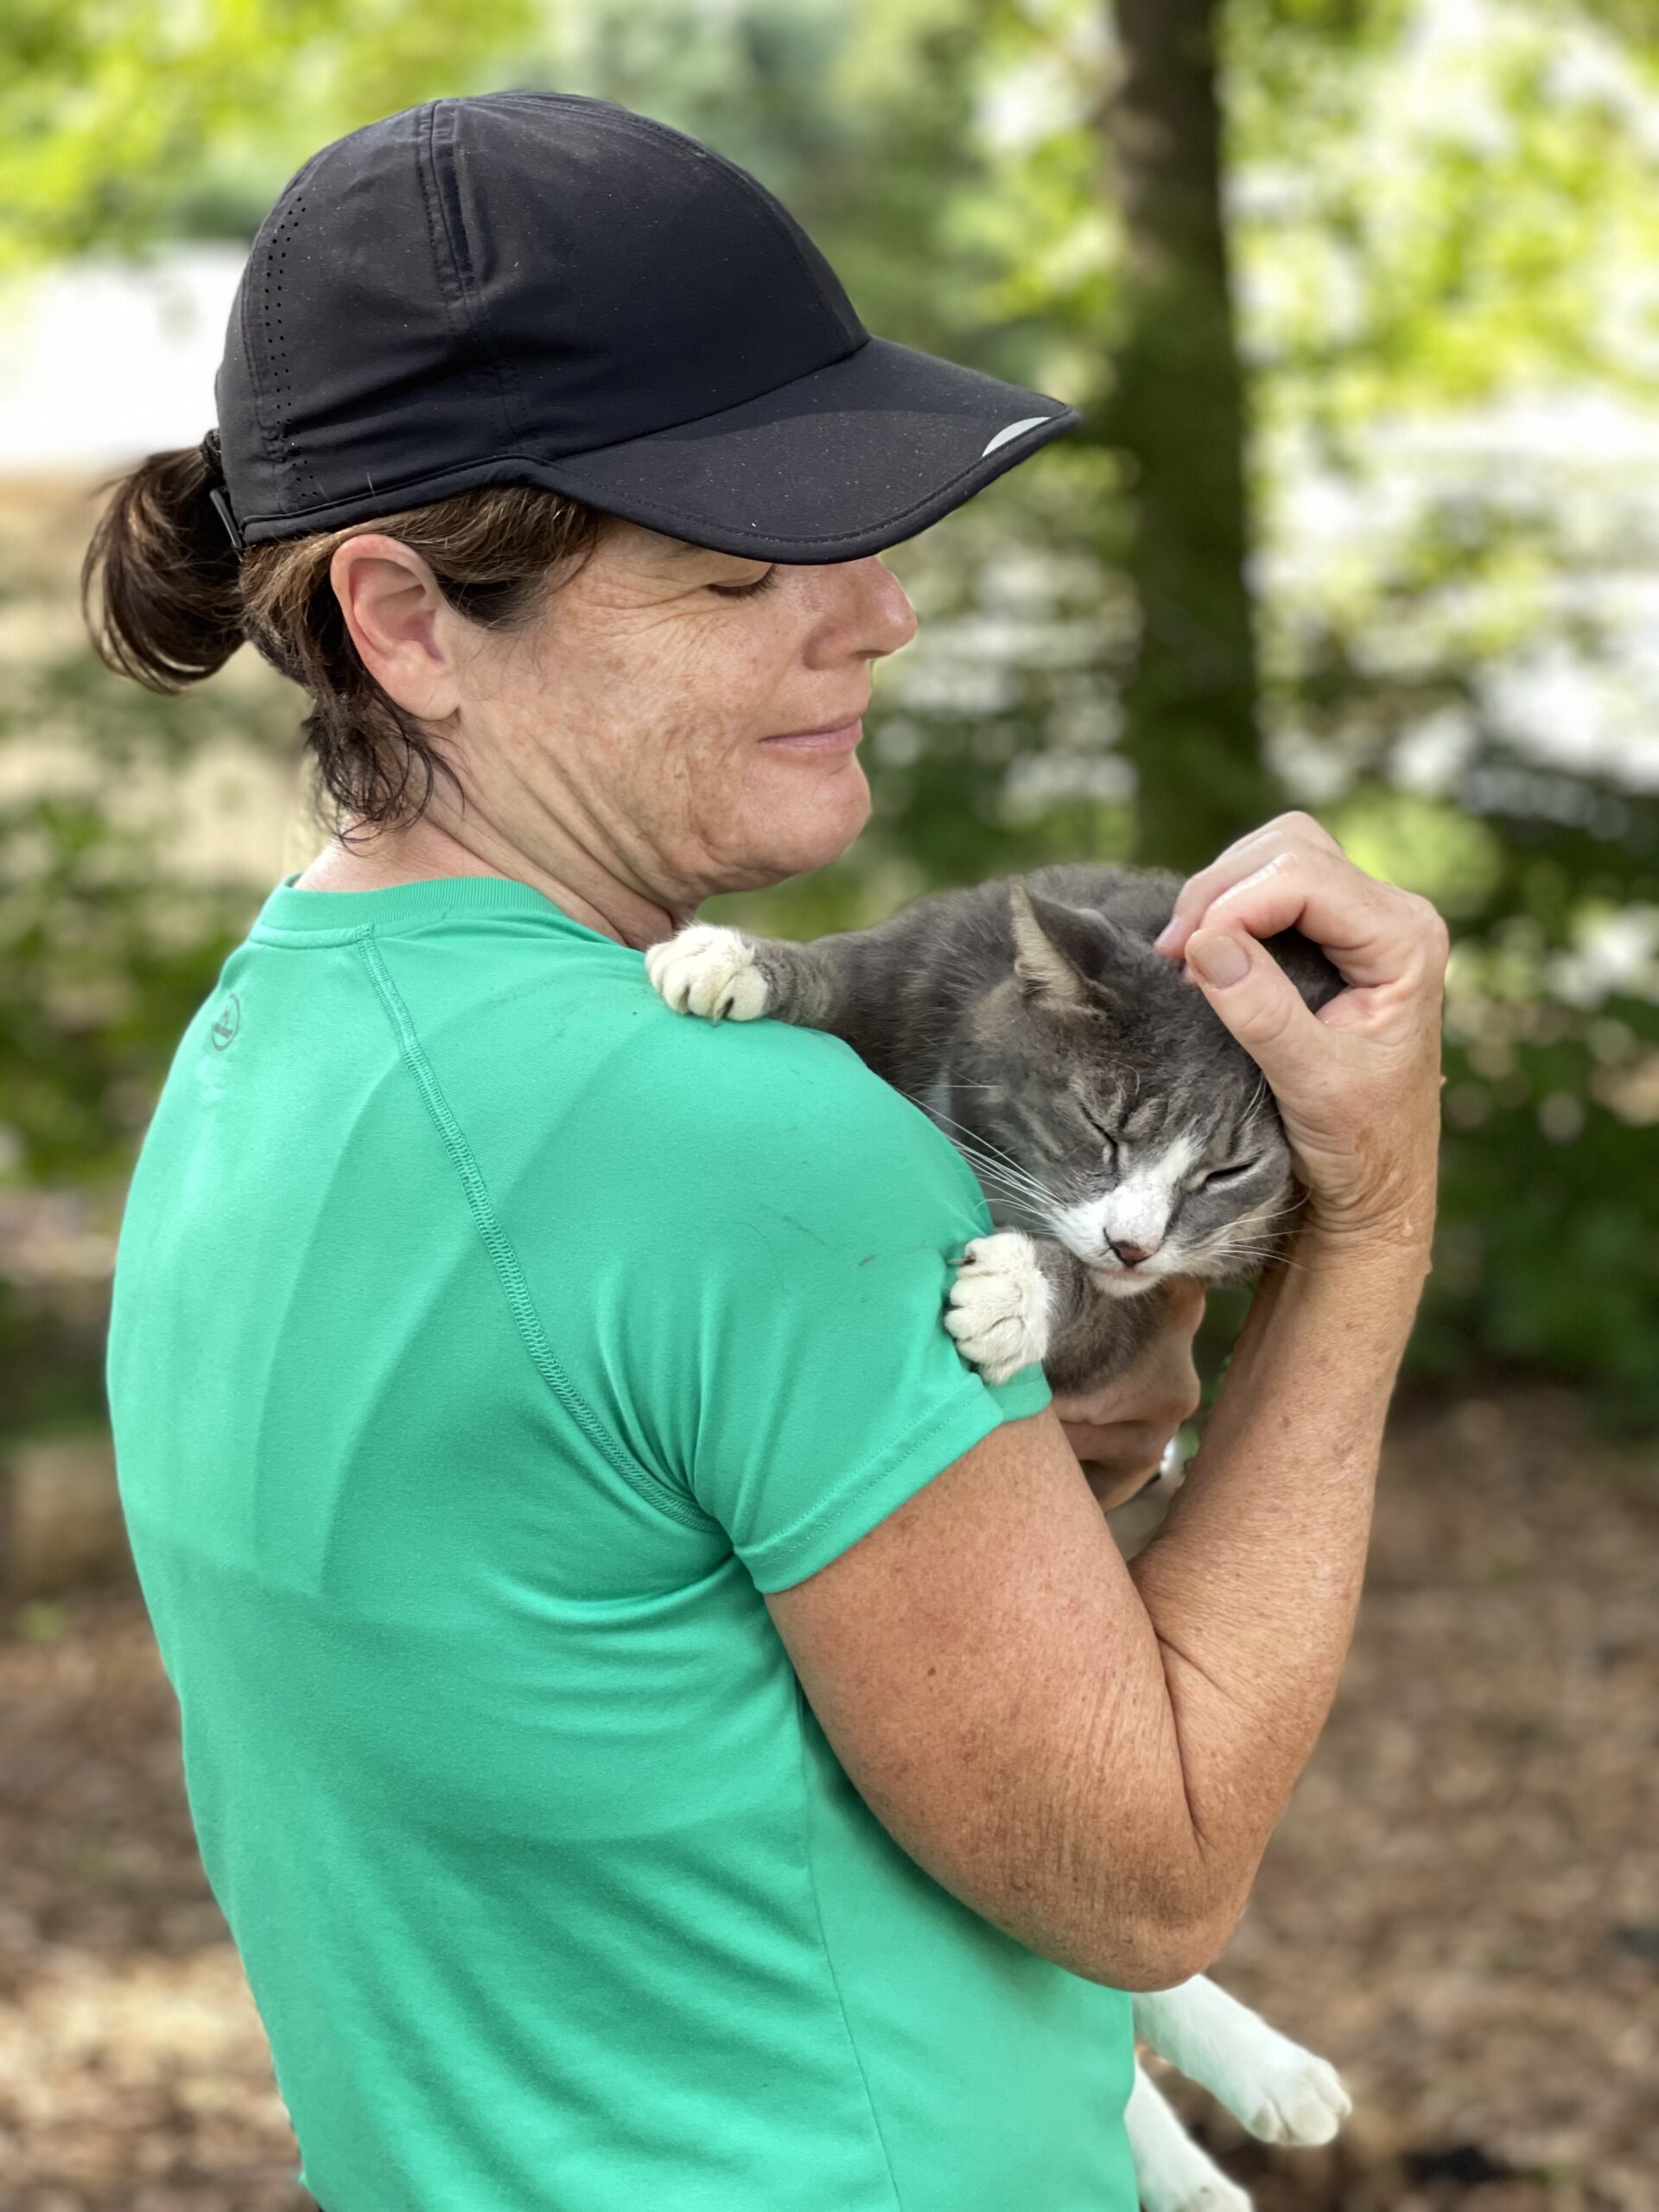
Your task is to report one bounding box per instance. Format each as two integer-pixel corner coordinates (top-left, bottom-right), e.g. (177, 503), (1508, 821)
(1, 1385), (1655, 2211)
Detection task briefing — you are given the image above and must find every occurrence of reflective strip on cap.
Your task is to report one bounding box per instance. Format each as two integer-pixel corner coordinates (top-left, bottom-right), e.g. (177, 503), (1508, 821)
(980, 416), (1052, 457)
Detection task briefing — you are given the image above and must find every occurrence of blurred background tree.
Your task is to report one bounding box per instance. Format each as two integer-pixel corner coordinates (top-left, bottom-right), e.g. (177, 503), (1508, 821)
(3, 0), (1657, 1446)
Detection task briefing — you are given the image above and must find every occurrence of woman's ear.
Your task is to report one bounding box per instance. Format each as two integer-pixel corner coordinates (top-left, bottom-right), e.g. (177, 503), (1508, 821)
(329, 534), (460, 721)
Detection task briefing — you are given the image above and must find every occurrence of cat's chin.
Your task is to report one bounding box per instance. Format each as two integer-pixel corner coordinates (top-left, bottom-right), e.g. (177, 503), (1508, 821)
(1183, 1243), (1274, 1287)
(1084, 1263), (1166, 1301)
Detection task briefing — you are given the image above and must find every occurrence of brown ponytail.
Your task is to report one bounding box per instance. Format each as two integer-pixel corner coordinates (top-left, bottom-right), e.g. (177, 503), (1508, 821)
(80, 441), (613, 833)
(80, 431), (245, 690)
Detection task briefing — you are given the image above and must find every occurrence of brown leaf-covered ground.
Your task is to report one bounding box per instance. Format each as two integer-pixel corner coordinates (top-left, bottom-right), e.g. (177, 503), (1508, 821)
(2, 1387), (1656, 2210)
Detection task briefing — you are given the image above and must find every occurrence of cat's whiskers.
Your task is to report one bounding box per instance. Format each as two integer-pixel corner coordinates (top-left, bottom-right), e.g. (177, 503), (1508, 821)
(950, 1145), (1039, 1196)
(1194, 1230), (1309, 1282)
(920, 1104), (1057, 1211)
(930, 1117), (1039, 1177)
(953, 1155), (1055, 1222)
(942, 1150), (1058, 1233)
(1232, 1188), (1305, 1233)
(946, 1130), (1051, 1196)
(1181, 1187), (1309, 1276)
(923, 1104), (1037, 1174)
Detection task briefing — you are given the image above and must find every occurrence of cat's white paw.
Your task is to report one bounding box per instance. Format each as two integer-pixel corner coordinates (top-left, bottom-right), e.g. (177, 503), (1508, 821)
(1128, 2057), (1255, 2212)
(645, 925), (770, 1022)
(1133, 1975), (1351, 2163)
(1237, 2048), (1351, 2146)
(944, 1232), (1052, 1385)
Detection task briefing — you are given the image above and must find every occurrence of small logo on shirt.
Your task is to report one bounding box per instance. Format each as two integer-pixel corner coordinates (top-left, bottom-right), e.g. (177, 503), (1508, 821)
(211, 994), (242, 1050)
(980, 416), (1052, 457)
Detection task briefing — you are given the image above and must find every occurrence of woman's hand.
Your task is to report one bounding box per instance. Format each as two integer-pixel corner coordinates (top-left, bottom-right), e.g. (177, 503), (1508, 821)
(1051, 1278), (1206, 1511)
(1153, 811), (1448, 1257)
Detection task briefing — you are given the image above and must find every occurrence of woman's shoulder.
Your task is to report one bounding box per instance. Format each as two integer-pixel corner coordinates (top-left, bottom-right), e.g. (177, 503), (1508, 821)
(385, 927), (984, 1233)
(582, 964), (976, 1213)
(612, 974), (950, 1175)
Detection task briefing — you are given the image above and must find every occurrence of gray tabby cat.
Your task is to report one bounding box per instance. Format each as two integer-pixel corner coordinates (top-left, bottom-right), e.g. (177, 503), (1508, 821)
(646, 862), (1342, 1397)
(646, 862), (1354, 2212)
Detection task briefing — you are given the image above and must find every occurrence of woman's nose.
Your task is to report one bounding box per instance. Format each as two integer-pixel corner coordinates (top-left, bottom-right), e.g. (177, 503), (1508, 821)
(816, 554), (917, 662)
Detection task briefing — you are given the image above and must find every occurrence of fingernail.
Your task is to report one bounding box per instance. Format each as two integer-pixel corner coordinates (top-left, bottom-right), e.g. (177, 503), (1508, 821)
(1187, 932), (1249, 988)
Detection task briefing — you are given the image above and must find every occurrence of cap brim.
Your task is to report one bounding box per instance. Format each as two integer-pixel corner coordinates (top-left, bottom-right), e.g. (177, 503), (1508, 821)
(534, 335), (1081, 564)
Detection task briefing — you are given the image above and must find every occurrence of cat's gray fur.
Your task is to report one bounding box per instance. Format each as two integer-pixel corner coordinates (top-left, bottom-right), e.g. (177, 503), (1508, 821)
(686, 863), (1341, 1394)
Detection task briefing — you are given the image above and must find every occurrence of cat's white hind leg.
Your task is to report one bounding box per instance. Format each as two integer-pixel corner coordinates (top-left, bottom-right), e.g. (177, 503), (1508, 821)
(645, 925), (770, 1022)
(1133, 1975), (1351, 2147)
(1126, 2057), (1253, 2212)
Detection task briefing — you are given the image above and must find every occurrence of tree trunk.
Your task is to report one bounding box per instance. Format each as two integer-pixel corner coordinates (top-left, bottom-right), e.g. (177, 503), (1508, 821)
(1102, 0), (1280, 871)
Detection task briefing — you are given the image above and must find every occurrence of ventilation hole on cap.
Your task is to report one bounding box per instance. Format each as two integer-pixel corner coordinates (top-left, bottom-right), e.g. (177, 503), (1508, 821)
(258, 200), (305, 505)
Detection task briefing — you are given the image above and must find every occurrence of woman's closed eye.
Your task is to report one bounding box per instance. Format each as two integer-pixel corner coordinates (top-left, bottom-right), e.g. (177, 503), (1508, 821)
(709, 566), (780, 600)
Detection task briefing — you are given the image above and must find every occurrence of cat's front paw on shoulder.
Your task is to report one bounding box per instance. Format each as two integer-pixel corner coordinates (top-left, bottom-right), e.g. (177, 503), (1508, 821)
(945, 1231), (1052, 1387)
(645, 925), (770, 1022)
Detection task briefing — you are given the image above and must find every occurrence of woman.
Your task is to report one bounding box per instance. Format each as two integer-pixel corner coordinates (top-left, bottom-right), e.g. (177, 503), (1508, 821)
(90, 92), (1446, 2212)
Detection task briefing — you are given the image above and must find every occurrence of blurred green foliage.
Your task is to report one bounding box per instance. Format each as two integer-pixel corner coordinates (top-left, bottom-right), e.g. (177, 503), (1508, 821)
(3, 0), (1657, 1434)
(0, 0), (543, 269)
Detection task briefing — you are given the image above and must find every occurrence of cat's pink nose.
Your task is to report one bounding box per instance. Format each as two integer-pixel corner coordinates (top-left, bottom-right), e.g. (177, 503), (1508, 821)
(1108, 1238), (1159, 1268)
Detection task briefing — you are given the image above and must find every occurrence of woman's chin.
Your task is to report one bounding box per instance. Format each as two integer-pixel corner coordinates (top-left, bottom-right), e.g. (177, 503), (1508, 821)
(743, 757), (871, 877)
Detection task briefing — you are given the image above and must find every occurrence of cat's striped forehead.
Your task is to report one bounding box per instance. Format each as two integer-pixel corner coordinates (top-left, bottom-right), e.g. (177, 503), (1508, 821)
(1090, 1059), (1267, 1150)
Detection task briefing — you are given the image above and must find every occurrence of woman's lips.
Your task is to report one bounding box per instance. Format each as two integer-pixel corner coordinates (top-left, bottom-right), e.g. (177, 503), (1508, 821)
(758, 718), (864, 754)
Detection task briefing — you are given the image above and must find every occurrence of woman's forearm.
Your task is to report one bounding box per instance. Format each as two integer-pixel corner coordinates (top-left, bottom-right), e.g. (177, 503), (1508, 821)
(1125, 1224), (1431, 1934)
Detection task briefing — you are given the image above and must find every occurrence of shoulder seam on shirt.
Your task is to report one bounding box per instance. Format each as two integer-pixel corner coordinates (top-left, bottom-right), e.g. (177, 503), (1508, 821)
(356, 932), (715, 1533)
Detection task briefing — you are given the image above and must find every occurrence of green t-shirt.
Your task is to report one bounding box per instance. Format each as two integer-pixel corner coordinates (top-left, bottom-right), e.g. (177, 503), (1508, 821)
(106, 873), (1138, 2212)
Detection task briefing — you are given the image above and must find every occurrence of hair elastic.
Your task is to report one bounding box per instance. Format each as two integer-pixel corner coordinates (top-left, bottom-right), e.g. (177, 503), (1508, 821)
(207, 484), (245, 552)
(200, 428), (245, 551)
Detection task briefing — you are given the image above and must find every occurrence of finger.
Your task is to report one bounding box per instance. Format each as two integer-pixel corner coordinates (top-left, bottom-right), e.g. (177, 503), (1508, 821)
(1081, 1454), (1170, 1512)
(1162, 1276), (1207, 1343)
(1049, 1281), (1206, 1434)
(1055, 1385), (1197, 1452)
(1059, 1420), (1173, 1476)
(1185, 925), (1327, 1077)
(1154, 813), (1341, 959)
(1049, 1295), (1204, 1424)
(1180, 845), (1432, 993)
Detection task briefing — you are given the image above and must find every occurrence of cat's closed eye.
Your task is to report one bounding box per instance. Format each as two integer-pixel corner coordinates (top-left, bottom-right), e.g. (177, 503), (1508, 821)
(1198, 1160), (1253, 1187)
(1076, 1100), (1119, 1150)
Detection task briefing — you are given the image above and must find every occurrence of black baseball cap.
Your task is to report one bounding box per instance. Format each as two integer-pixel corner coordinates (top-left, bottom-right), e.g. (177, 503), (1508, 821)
(212, 91), (1081, 563)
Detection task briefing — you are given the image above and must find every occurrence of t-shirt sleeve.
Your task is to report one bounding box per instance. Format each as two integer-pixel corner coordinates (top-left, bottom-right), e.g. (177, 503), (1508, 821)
(563, 1011), (1052, 1592)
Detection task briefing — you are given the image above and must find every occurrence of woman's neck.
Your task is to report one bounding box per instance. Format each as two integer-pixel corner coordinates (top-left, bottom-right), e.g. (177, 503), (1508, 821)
(292, 814), (687, 950)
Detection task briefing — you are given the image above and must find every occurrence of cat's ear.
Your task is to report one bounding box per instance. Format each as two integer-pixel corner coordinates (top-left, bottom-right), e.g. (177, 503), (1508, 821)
(1008, 883), (1120, 1013)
